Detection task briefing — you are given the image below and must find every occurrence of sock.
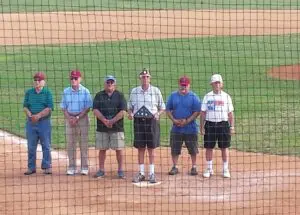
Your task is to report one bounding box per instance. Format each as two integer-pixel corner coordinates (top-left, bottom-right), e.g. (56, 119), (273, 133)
(139, 164), (145, 175)
(207, 160), (213, 170)
(223, 161), (229, 170)
(149, 164), (155, 175)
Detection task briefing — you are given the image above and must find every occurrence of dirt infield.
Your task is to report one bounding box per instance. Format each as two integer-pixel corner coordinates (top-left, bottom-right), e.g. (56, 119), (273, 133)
(1, 131), (300, 214)
(1, 9), (300, 215)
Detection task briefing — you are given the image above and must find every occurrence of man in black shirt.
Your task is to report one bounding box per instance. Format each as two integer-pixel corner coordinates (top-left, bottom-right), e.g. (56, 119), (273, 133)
(93, 75), (127, 178)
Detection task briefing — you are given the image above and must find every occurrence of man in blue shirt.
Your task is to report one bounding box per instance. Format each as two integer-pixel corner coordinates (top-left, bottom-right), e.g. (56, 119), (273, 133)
(166, 76), (201, 176)
(60, 70), (93, 175)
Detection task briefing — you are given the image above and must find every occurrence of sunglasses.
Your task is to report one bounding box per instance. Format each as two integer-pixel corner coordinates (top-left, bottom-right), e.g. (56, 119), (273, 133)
(106, 80), (115, 84)
(70, 77), (78, 80)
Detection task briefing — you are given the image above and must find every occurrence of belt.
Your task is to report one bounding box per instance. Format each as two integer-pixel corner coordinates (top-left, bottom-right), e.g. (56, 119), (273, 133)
(134, 117), (153, 121)
(206, 121), (227, 125)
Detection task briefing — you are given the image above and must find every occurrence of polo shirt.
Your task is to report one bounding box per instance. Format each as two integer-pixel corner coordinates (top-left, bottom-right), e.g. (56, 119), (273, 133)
(201, 90), (234, 122)
(23, 87), (54, 117)
(166, 91), (201, 134)
(60, 84), (93, 114)
(127, 85), (166, 115)
(93, 90), (127, 132)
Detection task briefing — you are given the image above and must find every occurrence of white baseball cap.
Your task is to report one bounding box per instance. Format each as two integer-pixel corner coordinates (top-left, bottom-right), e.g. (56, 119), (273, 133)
(210, 74), (223, 83)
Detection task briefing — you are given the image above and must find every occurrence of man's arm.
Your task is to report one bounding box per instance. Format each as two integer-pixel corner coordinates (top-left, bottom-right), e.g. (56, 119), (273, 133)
(200, 111), (206, 135)
(228, 112), (235, 134)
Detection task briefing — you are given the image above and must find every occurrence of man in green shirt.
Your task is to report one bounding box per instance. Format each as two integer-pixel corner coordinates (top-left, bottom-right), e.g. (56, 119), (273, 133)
(23, 72), (54, 175)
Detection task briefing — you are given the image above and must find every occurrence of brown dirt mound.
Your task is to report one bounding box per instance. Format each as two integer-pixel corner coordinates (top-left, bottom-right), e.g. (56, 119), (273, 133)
(268, 64), (300, 80)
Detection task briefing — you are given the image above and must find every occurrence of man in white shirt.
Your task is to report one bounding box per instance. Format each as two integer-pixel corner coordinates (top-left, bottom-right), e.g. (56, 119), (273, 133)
(200, 74), (235, 178)
(128, 69), (165, 183)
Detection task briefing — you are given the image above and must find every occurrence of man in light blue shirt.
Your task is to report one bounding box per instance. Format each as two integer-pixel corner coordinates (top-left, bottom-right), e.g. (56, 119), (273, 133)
(60, 70), (93, 175)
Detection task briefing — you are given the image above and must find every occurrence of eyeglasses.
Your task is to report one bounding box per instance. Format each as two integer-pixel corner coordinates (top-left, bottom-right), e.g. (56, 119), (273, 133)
(33, 79), (42, 82)
(70, 77), (78, 80)
(141, 76), (150, 79)
(106, 80), (115, 85)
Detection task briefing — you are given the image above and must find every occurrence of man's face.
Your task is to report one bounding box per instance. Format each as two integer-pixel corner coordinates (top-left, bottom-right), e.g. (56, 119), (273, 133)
(179, 84), (190, 94)
(211, 81), (223, 91)
(70, 76), (81, 87)
(104, 79), (116, 92)
(33, 78), (44, 88)
(140, 75), (151, 85)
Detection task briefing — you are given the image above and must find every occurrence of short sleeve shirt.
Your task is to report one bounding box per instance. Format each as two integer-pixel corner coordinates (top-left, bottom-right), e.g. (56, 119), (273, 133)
(166, 91), (201, 134)
(93, 90), (127, 132)
(23, 87), (54, 118)
(60, 84), (93, 114)
(127, 85), (166, 115)
(201, 91), (234, 122)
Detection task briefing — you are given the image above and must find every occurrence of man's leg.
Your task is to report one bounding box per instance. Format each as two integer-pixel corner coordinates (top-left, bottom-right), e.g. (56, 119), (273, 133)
(38, 119), (52, 170)
(79, 116), (89, 170)
(26, 121), (38, 172)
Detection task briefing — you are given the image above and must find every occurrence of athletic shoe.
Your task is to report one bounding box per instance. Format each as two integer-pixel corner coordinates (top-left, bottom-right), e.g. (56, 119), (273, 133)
(66, 168), (76, 175)
(168, 166), (179, 175)
(223, 169), (231, 178)
(24, 169), (36, 175)
(190, 167), (198, 176)
(94, 170), (105, 178)
(203, 168), (214, 178)
(132, 172), (145, 183)
(43, 168), (52, 174)
(148, 174), (157, 183)
(117, 170), (125, 179)
(80, 169), (89, 175)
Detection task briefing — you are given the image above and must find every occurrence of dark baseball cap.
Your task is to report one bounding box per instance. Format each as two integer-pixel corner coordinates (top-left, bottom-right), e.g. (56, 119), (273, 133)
(179, 76), (190, 86)
(70, 70), (81, 78)
(33, 72), (46, 80)
(139, 68), (151, 77)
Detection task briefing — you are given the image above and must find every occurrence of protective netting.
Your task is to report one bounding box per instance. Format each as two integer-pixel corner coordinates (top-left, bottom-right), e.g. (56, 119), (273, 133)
(0, 1), (300, 214)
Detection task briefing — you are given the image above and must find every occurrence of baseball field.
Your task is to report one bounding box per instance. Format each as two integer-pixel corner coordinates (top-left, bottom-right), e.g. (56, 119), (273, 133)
(0, 0), (300, 214)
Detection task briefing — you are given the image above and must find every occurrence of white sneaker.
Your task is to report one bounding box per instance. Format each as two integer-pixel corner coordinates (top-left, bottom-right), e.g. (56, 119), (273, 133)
(80, 169), (89, 175)
(223, 169), (231, 178)
(203, 168), (214, 178)
(66, 169), (76, 175)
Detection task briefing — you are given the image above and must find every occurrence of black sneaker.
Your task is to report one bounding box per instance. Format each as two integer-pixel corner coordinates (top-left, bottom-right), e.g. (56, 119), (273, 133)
(132, 173), (145, 183)
(168, 166), (179, 175)
(190, 167), (198, 176)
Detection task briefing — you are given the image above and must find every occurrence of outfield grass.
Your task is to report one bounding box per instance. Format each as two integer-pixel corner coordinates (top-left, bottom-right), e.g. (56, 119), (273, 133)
(1, 0), (299, 13)
(0, 34), (300, 155)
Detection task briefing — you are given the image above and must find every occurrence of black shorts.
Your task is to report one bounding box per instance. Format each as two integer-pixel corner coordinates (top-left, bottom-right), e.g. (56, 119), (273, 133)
(170, 132), (199, 156)
(204, 121), (231, 149)
(133, 118), (160, 149)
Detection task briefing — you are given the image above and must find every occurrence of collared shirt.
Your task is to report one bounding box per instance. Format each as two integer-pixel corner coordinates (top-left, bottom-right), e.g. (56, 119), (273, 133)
(201, 90), (234, 122)
(128, 85), (165, 115)
(166, 91), (201, 134)
(60, 84), (93, 114)
(23, 87), (54, 116)
(93, 90), (127, 132)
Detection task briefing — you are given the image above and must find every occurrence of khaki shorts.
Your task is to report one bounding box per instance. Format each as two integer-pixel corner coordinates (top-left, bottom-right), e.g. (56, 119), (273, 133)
(95, 132), (125, 150)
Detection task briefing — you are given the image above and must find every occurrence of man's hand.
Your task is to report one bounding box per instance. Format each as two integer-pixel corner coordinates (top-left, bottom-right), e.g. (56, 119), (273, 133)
(31, 114), (41, 123)
(200, 127), (205, 135)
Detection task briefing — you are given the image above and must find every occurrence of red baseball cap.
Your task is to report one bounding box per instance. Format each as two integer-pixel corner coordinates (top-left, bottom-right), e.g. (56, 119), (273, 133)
(179, 76), (190, 86)
(70, 70), (81, 78)
(33, 72), (46, 80)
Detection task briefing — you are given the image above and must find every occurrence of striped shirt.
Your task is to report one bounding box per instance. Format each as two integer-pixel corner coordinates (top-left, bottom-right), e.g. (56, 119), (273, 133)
(23, 87), (54, 115)
(60, 84), (93, 114)
(128, 85), (165, 115)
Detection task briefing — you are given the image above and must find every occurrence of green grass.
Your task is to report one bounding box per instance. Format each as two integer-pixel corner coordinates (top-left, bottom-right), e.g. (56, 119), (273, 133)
(1, 0), (299, 13)
(0, 34), (300, 156)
